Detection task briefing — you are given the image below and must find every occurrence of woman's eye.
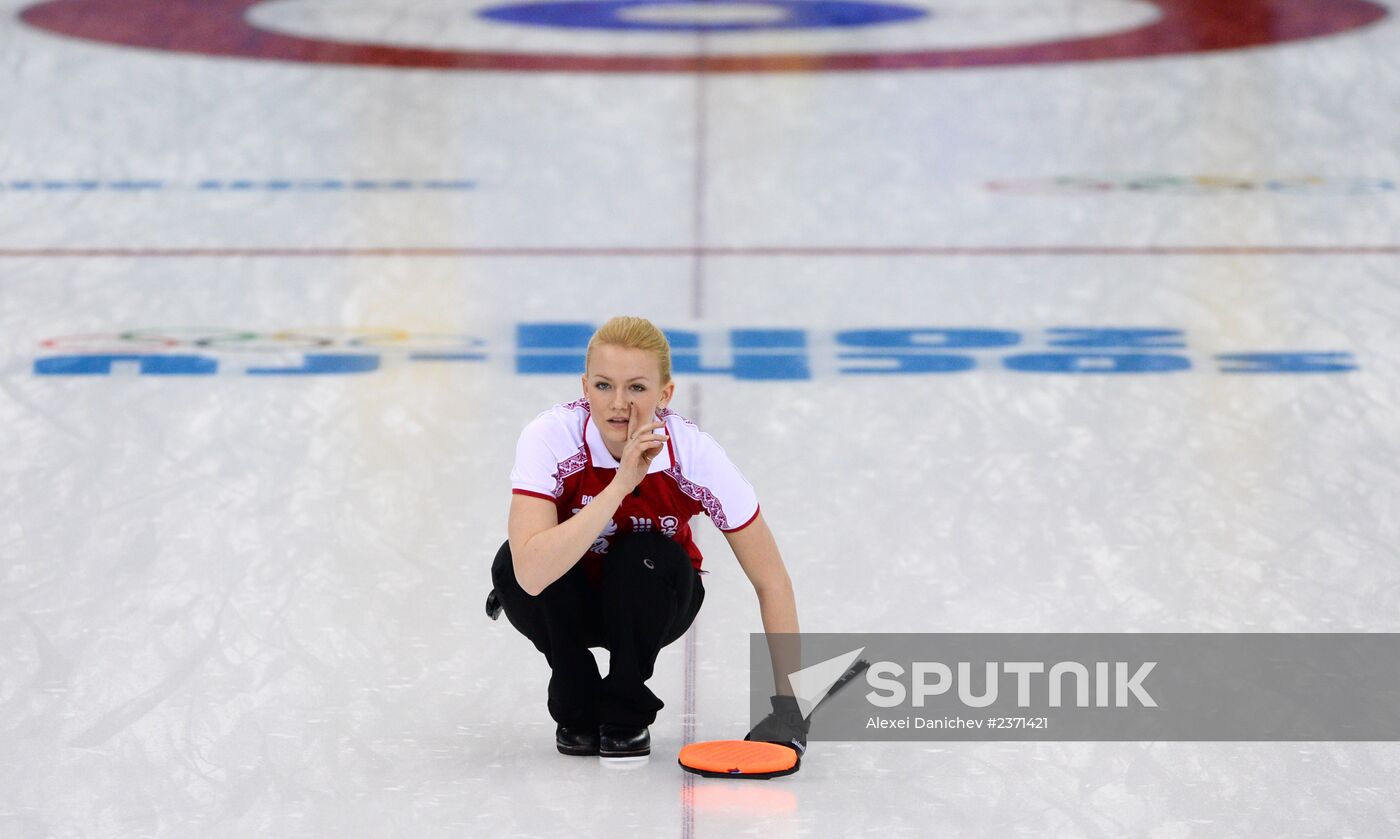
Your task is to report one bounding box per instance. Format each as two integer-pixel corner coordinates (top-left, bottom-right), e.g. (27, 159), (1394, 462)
(595, 382), (609, 390)
(631, 385), (646, 392)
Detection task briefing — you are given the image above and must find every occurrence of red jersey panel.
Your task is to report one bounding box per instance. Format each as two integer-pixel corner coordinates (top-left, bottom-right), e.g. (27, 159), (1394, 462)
(510, 398), (760, 585)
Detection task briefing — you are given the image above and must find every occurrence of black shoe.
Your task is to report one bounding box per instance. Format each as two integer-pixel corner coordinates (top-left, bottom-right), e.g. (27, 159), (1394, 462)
(485, 589), (502, 621)
(599, 724), (650, 758)
(556, 724), (600, 756)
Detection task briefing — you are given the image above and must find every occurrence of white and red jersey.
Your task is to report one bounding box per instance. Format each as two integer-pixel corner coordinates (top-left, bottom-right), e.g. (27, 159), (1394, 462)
(510, 398), (760, 585)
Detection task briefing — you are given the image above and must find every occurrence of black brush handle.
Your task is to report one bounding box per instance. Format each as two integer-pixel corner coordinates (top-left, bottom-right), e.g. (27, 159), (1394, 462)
(809, 659), (871, 717)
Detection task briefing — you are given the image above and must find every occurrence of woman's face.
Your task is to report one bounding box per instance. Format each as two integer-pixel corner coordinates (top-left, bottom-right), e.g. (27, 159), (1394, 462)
(583, 343), (675, 456)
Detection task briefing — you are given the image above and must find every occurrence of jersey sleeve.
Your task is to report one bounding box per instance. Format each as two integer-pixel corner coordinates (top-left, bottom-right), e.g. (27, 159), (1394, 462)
(510, 411), (571, 501)
(680, 425), (760, 532)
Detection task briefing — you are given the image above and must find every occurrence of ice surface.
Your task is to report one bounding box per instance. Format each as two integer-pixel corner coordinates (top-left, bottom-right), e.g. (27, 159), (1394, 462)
(3, 0), (1400, 835)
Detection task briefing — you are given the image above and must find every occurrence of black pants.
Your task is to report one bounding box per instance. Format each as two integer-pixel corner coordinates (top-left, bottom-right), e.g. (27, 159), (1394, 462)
(491, 533), (705, 728)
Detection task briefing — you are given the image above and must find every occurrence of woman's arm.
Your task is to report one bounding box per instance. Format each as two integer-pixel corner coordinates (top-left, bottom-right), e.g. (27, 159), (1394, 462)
(508, 488), (627, 596)
(723, 512), (801, 695)
(509, 402), (669, 596)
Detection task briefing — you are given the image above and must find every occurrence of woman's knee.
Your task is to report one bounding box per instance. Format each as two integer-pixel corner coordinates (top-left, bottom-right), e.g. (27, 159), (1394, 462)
(659, 579), (705, 647)
(491, 539), (602, 653)
(491, 539), (517, 591)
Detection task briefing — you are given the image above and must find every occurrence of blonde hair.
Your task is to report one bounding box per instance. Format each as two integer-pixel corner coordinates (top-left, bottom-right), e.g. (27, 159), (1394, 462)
(586, 316), (672, 383)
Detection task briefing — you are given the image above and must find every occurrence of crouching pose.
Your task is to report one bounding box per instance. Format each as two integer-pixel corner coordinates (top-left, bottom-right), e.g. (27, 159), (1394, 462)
(488, 315), (808, 759)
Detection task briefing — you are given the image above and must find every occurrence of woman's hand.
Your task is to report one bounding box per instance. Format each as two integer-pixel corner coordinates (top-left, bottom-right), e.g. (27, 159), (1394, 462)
(613, 401), (667, 494)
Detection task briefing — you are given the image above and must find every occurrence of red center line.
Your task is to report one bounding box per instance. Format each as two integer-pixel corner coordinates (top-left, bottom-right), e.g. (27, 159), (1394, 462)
(681, 36), (709, 836)
(680, 40), (707, 836)
(2, 245), (1399, 258)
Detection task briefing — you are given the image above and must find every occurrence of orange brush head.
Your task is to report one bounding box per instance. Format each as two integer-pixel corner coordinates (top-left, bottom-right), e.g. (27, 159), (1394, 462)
(678, 740), (800, 779)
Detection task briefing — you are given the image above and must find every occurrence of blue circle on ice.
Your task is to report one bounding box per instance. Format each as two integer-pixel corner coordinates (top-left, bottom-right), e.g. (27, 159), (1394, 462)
(478, 0), (928, 32)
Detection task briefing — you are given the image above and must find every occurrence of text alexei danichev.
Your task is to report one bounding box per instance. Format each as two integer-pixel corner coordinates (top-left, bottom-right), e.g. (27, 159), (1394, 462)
(866, 716), (1050, 730)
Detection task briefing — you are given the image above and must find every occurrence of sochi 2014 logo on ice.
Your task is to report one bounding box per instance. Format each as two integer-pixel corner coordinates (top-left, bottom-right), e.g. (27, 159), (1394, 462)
(19, 0), (1389, 73)
(32, 324), (1358, 379)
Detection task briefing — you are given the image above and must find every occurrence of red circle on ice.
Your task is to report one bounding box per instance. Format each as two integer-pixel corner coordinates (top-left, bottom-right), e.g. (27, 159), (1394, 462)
(18, 0), (1390, 73)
